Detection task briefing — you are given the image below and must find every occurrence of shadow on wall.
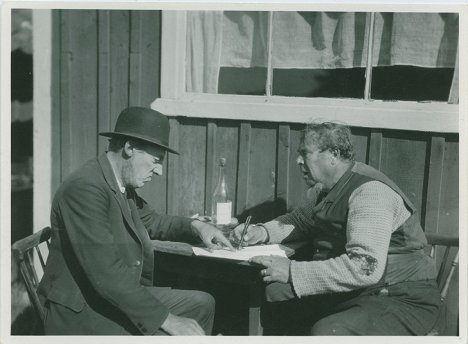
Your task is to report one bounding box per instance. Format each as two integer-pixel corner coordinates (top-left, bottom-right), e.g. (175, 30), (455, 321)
(236, 198), (288, 224)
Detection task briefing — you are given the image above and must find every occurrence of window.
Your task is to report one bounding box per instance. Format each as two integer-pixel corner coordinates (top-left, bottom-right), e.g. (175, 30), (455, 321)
(153, 10), (459, 133)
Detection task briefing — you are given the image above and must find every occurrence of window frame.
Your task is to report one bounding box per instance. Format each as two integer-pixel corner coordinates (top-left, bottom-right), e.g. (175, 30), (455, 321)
(152, 11), (459, 133)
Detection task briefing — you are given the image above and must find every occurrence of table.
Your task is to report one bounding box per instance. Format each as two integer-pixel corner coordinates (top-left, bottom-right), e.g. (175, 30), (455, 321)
(152, 240), (266, 335)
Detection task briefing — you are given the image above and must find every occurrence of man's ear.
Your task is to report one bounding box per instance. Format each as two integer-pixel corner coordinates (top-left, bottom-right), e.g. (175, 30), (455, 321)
(122, 140), (135, 158)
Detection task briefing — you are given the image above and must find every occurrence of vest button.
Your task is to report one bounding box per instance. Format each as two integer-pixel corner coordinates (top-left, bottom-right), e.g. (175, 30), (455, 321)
(135, 260), (141, 266)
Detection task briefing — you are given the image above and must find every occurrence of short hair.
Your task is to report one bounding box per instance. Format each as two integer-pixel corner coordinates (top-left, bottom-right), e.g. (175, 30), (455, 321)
(300, 121), (355, 161)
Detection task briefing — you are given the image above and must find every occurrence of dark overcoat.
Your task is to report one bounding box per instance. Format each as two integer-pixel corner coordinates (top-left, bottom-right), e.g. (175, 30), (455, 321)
(38, 153), (195, 335)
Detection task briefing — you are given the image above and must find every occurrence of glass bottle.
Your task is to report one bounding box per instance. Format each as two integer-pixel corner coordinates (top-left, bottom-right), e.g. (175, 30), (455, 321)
(211, 157), (232, 227)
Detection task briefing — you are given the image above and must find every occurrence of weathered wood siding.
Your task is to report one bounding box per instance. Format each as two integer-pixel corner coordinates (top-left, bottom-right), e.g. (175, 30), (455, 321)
(52, 9), (459, 335)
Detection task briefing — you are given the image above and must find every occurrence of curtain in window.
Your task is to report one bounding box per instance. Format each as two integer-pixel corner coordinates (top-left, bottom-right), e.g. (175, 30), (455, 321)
(186, 11), (459, 96)
(186, 11), (224, 93)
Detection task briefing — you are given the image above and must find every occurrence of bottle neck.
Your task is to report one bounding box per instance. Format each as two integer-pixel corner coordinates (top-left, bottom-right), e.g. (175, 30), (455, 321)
(217, 165), (225, 186)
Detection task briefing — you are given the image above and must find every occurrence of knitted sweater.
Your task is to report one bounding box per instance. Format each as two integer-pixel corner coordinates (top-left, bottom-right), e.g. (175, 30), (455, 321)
(264, 181), (411, 298)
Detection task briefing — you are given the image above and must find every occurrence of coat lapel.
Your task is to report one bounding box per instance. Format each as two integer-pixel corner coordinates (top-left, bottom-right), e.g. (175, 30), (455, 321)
(97, 154), (140, 239)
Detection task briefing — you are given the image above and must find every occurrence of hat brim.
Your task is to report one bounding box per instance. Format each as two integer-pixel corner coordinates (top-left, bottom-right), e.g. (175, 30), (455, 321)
(99, 132), (180, 155)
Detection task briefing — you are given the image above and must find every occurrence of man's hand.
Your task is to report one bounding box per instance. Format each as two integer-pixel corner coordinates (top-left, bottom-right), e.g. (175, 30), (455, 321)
(160, 313), (205, 336)
(249, 255), (291, 284)
(191, 220), (235, 251)
(232, 224), (268, 247)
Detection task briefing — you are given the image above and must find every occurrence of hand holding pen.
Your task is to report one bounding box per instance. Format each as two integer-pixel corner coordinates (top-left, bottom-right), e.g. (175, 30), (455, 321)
(237, 216), (252, 249)
(233, 216), (269, 248)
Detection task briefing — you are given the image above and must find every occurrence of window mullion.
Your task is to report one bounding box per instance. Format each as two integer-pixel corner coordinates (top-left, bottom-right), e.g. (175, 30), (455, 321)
(364, 12), (376, 101)
(265, 11), (274, 97)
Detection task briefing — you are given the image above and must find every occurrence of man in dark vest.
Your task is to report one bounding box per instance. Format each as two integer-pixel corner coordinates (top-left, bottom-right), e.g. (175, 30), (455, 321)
(38, 107), (234, 335)
(233, 121), (440, 335)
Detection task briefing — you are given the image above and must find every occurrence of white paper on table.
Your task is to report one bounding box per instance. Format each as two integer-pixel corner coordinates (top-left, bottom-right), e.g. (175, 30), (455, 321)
(192, 244), (294, 261)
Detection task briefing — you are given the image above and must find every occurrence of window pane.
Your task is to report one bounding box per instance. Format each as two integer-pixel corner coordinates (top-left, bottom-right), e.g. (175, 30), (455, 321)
(272, 68), (365, 98)
(218, 67), (267, 95)
(371, 66), (455, 101)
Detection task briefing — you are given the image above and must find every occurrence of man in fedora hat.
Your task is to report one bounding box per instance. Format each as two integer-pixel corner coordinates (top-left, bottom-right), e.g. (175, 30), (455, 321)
(37, 107), (234, 335)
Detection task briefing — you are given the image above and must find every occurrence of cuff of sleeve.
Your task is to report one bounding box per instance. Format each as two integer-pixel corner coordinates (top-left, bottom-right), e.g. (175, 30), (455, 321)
(262, 222), (285, 244)
(290, 260), (320, 298)
(148, 309), (170, 335)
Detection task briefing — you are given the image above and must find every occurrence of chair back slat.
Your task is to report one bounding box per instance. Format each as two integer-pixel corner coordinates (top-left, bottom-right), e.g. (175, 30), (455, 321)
(440, 252), (459, 303)
(436, 247), (451, 286)
(424, 232), (459, 336)
(12, 226), (52, 326)
(35, 246), (47, 269)
(26, 251), (39, 287)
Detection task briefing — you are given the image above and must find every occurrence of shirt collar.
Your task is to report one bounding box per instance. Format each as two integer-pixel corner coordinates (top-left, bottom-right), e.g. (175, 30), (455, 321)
(106, 152), (126, 194)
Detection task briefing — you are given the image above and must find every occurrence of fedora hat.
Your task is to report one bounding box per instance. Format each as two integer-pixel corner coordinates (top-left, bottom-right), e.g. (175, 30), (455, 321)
(99, 107), (179, 155)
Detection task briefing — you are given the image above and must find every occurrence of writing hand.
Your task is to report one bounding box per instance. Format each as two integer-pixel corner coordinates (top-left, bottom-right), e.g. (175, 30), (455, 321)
(249, 255), (291, 284)
(232, 223), (268, 247)
(160, 313), (205, 336)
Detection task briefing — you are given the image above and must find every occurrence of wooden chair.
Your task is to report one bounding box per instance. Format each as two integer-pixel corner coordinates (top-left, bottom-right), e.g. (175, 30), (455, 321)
(425, 233), (459, 336)
(11, 226), (52, 326)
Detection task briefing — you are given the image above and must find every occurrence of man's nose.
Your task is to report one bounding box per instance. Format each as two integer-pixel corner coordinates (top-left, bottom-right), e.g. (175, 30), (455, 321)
(153, 164), (163, 176)
(296, 155), (304, 165)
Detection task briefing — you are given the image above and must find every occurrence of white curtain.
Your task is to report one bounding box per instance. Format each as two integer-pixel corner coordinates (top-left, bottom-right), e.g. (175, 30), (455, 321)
(186, 11), (459, 97)
(186, 11), (224, 93)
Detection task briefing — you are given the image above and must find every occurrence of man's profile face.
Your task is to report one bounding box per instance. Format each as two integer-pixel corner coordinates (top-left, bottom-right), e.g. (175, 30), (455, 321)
(122, 142), (166, 189)
(296, 142), (331, 187)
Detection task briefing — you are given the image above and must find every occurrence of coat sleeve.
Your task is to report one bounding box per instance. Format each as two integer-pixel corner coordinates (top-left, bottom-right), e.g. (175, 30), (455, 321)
(56, 180), (170, 335)
(133, 191), (197, 243)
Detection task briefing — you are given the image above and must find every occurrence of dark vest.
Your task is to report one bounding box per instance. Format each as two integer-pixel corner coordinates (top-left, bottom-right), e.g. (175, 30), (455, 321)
(310, 162), (436, 284)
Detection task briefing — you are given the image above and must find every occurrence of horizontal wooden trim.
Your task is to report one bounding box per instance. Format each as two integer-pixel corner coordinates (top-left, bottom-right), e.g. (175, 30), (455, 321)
(151, 96), (459, 133)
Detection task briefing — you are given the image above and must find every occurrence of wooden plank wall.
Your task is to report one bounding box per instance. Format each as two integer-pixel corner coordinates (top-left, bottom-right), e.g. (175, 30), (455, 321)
(53, 9), (459, 335)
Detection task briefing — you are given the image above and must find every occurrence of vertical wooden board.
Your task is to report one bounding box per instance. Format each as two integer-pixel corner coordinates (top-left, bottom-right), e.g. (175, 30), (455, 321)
(246, 123), (277, 222)
(65, 10), (98, 175)
(438, 138), (459, 235)
(59, 10), (72, 179)
(350, 127), (369, 163)
(97, 10), (111, 155)
(287, 125), (309, 211)
(367, 130), (383, 170)
(434, 137), (459, 336)
(276, 125), (290, 214)
(134, 10), (161, 106)
(236, 123), (251, 217)
(176, 119), (207, 217)
(129, 11), (142, 106)
(109, 10), (130, 125)
(51, 10), (62, 190)
(208, 120), (239, 217)
(423, 136), (445, 233)
(380, 132), (428, 217)
(166, 118), (180, 215)
(205, 121), (217, 217)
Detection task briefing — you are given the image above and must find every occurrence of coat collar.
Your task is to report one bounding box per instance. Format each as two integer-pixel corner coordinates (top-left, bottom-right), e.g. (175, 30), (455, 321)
(97, 153), (140, 238)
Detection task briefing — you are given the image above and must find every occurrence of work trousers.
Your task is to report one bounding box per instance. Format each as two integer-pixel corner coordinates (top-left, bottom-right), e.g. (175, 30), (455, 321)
(262, 280), (441, 335)
(43, 287), (215, 335)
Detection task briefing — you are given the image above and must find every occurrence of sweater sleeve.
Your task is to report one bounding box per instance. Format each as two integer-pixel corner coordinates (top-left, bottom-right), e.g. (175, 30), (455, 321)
(264, 185), (323, 243)
(290, 181), (410, 297)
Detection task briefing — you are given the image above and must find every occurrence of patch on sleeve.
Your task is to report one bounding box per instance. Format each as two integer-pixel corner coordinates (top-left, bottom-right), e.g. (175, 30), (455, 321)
(348, 252), (378, 275)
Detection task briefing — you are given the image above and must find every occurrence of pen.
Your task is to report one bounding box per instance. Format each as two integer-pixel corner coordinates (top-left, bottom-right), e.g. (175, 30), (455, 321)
(237, 215), (252, 250)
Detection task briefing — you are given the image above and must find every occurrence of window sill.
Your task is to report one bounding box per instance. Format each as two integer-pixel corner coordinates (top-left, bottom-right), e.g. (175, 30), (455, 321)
(152, 95), (459, 133)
